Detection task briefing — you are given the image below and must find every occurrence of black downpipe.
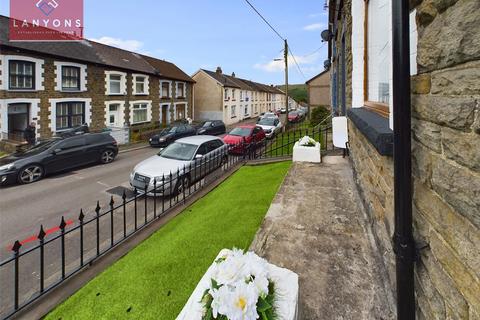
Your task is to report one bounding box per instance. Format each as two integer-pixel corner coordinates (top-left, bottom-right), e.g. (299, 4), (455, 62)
(392, 0), (415, 319)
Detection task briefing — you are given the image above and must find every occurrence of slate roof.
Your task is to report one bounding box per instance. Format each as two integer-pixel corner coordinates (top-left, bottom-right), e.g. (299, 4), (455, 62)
(201, 69), (283, 94)
(0, 15), (193, 82)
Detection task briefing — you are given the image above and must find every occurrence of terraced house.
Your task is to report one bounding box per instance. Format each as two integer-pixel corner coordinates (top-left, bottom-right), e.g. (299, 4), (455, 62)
(0, 15), (194, 149)
(192, 67), (285, 125)
(328, 0), (479, 318)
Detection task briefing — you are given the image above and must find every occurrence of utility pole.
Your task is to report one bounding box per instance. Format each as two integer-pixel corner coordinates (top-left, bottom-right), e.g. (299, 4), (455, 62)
(284, 39), (289, 126)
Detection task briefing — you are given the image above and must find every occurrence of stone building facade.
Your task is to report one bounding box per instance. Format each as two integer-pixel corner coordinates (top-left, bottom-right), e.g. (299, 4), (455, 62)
(328, 0), (479, 318)
(0, 15), (193, 148)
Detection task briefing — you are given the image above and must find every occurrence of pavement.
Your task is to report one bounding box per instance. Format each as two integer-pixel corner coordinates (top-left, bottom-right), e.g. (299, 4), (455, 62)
(249, 157), (395, 319)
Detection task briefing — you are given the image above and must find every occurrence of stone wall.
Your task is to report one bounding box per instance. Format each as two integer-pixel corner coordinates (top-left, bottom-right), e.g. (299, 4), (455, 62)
(411, 0), (480, 318)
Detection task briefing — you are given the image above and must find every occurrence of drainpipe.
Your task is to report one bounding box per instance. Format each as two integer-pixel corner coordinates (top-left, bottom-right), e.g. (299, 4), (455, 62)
(392, 0), (415, 319)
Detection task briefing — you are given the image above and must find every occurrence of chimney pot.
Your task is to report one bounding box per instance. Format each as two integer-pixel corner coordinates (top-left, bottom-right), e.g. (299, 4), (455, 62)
(216, 66), (222, 74)
(232, 72), (236, 77)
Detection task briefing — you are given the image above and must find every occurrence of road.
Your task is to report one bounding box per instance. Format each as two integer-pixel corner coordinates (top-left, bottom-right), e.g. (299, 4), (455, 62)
(0, 147), (158, 258)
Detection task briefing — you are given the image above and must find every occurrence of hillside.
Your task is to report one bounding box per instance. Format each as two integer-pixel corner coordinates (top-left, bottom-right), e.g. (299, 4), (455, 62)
(277, 84), (308, 103)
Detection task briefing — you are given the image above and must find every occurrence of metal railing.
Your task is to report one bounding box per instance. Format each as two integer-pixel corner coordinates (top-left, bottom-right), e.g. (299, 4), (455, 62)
(0, 123), (332, 319)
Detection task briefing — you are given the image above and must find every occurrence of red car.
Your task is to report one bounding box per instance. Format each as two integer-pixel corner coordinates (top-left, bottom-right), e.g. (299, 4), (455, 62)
(288, 111), (302, 123)
(223, 125), (266, 154)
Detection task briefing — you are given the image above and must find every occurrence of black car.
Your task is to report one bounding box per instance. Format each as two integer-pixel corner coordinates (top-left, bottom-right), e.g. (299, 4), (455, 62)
(149, 124), (196, 147)
(0, 133), (118, 186)
(196, 120), (226, 136)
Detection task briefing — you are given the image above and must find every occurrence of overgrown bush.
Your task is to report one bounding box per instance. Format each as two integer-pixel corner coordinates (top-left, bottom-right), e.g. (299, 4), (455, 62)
(310, 106), (331, 127)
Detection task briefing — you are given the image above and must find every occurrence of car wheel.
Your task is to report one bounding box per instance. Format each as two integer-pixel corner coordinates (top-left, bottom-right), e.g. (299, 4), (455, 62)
(100, 149), (116, 164)
(18, 164), (44, 184)
(176, 175), (190, 195)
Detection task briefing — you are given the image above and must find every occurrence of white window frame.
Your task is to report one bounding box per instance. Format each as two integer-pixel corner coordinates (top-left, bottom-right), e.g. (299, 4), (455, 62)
(175, 82), (186, 98)
(1, 55), (44, 91)
(129, 100), (152, 125)
(232, 89), (236, 101)
(231, 105), (236, 118)
(224, 88), (230, 101)
(105, 71), (127, 95)
(48, 98), (92, 133)
(160, 80), (172, 98)
(0, 98), (41, 140)
(104, 100), (125, 127)
(173, 101), (189, 120)
(132, 74), (149, 95)
(54, 61), (87, 92)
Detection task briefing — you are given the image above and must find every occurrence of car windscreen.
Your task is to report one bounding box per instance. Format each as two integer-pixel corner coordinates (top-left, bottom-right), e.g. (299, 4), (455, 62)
(202, 121), (212, 128)
(258, 118), (276, 126)
(158, 142), (197, 161)
(289, 111), (299, 116)
(169, 127), (178, 133)
(17, 139), (59, 155)
(229, 127), (252, 137)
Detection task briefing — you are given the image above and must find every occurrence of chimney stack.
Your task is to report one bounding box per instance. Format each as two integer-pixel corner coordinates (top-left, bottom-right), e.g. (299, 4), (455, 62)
(216, 66), (222, 74)
(231, 72), (236, 77)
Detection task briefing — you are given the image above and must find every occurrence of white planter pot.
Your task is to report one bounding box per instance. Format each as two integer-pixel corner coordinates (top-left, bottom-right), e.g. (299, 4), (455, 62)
(292, 142), (321, 163)
(176, 249), (299, 320)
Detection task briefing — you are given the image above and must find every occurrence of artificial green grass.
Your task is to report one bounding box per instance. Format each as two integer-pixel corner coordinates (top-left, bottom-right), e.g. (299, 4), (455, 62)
(46, 161), (291, 320)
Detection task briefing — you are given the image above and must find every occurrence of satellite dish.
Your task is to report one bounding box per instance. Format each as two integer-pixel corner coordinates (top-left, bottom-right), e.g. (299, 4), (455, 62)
(321, 29), (332, 42)
(324, 59), (331, 70)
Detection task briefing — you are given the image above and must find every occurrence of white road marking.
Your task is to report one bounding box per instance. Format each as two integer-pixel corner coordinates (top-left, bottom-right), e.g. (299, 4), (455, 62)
(97, 181), (110, 187)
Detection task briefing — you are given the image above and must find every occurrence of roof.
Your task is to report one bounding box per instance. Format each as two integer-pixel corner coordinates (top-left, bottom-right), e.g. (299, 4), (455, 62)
(306, 69), (330, 84)
(0, 15), (193, 82)
(200, 69), (283, 94)
(176, 135), (222, 145)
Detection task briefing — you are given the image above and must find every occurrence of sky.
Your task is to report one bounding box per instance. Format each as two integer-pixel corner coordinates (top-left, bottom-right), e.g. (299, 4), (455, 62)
(0, 0), (329, 85)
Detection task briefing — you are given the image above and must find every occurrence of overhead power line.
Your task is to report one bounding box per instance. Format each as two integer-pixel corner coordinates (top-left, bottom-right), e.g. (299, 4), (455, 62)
(243, 0), (285, 41)
(288, 47), (306, 80)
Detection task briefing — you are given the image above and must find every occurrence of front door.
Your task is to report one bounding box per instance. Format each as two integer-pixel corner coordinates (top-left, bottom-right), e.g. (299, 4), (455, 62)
(176, 104), (185, 121)
(162, 105), (169, 126)
(7, 103), (30, 141)
(107, 104), (122, 127)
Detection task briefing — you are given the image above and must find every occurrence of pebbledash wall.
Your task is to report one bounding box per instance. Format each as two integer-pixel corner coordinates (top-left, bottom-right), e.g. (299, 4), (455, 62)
(330, 0), (480, 318)
(0, 48), (193, 142)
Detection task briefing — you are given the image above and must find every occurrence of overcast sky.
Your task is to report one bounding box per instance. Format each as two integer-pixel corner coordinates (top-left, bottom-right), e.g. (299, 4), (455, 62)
(1, 0), (329, 84)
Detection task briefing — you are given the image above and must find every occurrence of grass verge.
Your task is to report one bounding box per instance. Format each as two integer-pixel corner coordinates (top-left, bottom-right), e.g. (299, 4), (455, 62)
(46, 161), (291, 320)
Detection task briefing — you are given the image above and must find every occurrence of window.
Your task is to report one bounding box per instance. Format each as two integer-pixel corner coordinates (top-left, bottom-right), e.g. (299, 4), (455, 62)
(132, 103), (148, 124)
(56, 102), (85, 130)
(232, 89), (236, 101)
(161, 82), (171, 98)
(135, 76), (146, 94)
(367, 0), (391, 105)
(109, 74), (122, 94)
(224, 88), (229, 100)
(231, 105), (236, 118)
(9, 60), (35, 90)
(176, 82), (185, 98)
(244, 106), (249, 116)
(240, 91), (244, 101)
(61, 66), (80, 91)
(58, 137), (86, 149)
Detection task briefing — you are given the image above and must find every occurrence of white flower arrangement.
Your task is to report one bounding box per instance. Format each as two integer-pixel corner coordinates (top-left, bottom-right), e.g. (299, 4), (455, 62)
(200, 248), (276, 320)
(298, 136), (317, 147)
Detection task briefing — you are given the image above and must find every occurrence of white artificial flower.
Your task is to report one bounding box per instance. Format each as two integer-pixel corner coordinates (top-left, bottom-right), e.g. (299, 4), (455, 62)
(221, 281), (260, 320)
(243, 252), (270, 296)
(212, 249), (248, 287)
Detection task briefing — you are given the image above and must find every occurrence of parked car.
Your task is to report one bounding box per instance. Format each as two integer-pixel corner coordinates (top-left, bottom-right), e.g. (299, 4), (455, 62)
(130, 136), (228, 196)
(223, 125), (266, 154)
(288, 111), (303, 123)
(258, 112), (278, 122)
(256, 117), (282, 139)
(196, 120), (226, 136)
(280, 108), (287, 114)
(0, 133), (118, 186)
(149, 124), (196, 147)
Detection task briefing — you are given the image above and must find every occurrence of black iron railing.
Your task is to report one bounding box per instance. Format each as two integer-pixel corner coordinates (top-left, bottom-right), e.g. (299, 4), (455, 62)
(0, 123), (332, 319)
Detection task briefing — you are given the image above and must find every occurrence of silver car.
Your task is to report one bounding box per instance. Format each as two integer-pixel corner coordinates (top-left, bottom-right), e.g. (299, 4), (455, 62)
(130, 135), (228, 196)
(256, 117), (283, 139)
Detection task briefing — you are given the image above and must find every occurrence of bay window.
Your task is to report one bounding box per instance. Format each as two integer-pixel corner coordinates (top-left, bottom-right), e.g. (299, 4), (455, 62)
(61, 66), (80, 91)
(9, 60), (35, 90)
